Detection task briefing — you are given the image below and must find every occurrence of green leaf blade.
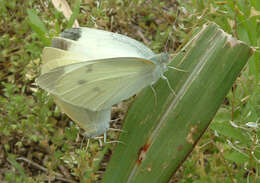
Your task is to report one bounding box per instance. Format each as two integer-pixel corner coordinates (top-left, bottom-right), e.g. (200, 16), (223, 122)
(103, 23), (254, 183)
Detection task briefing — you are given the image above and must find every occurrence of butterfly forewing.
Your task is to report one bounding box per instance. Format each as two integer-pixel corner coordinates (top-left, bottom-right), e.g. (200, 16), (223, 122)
(37, 57), (155, 110)
(60, 27), (155, 59)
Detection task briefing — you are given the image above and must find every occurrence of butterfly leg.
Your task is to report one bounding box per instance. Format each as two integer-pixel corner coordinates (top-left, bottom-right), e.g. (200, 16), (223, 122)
(161, 74), (176, 95)
(109, 119), (127, 133)
(86, 139), (90, 149)
(91, 136), (104, 146)
(94, 136), (103, 146)
(150, 85), (158, 106)
(103, 132), (125, 145)
(91, 131), (125, 146)
(98, 138), (103, 147)
(108, 128), (126, 133)
(80, 135), (87, 149)
(110, 118), (121, 123)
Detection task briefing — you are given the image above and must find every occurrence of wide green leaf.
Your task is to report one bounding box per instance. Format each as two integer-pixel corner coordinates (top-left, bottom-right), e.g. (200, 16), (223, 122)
(103, 23), (254, 183)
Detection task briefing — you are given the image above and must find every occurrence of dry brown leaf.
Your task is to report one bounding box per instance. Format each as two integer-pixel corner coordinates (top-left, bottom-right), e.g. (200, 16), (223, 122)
(51, 0), (79, 28)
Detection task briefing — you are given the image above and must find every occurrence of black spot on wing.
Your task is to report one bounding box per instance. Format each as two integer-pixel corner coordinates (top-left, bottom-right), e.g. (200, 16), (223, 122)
(93, 87), (101, 92)
(60, 28), (82, 41)
(51, 38), (72, 50)
(78, 79), (87, 85)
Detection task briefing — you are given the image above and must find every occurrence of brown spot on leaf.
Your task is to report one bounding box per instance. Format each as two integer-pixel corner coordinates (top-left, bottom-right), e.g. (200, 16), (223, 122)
(137, 143), (150, 165)
(190, 126), (198, 133)
(186, 133), (194, 144)
(186, 125), (198, 144)
(177, 145), (183, 151)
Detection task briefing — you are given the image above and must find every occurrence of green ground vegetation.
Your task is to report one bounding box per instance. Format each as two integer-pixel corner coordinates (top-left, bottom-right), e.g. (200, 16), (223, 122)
(0, 0), (259, 182)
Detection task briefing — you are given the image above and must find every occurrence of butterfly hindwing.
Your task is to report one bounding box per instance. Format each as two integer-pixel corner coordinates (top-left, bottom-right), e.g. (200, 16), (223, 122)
(53, 95), (111, 137)
(41, 47), (112, 137)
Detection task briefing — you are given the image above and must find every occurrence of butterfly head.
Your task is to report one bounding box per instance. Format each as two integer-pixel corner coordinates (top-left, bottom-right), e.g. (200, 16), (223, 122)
(150, 53), (170, 71)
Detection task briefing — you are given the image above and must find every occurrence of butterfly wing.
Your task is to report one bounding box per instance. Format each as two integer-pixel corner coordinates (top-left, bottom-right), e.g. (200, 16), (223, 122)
(52, 27), (155, 60)
(41, 47), (111, 138)
(41, 47), (89, 74)
(37, 57), (155, 111)
(54, 96), (111, 137)
(38, 27), (159, 136)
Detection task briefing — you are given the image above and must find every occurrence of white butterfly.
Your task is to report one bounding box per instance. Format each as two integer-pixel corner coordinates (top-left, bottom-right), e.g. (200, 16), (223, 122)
(37, 27), (171, 137)
(37, 27), (171, 111)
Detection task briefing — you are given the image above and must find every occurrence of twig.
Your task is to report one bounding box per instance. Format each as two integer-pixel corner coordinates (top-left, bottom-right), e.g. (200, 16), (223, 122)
(16, 157), (77, 183)
(213, 142), (236, 183)
(58, 165), (73, 179)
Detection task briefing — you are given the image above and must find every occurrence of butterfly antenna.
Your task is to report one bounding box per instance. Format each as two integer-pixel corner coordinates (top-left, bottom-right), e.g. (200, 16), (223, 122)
(161, 74), (176, 96)
(150, 85), (158, 107)
(164, 9), (180, 52)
